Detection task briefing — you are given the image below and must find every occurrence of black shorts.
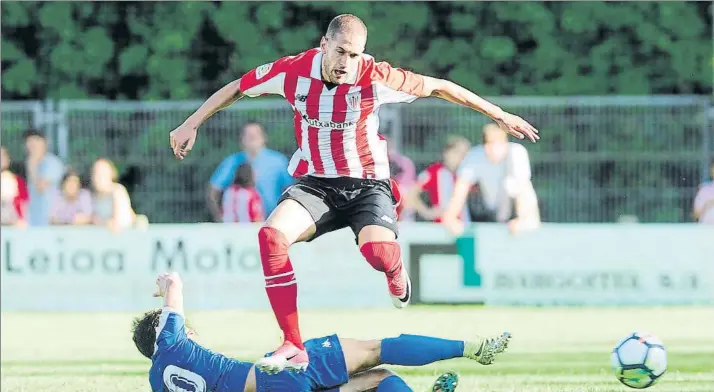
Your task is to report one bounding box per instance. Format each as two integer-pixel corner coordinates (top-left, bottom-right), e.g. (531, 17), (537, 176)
(279, 175), (399, 242)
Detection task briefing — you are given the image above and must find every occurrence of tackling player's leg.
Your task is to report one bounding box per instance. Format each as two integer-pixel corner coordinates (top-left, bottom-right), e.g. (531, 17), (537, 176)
(256, 199), (317, 373)
(338, 332), (512, 375)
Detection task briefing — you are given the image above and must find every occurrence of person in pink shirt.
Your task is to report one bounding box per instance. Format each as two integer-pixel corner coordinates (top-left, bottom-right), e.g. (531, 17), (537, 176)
(693, 160), (714, 225)
(222, 163), (265, 223)
(50, 169), (93, 225)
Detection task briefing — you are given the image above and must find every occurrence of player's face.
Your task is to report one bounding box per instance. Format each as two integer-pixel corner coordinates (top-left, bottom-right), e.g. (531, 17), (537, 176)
(320, 33), (366, 84)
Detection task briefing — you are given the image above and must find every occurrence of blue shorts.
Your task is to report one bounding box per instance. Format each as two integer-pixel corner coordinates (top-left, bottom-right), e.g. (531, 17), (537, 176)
(256, 334), (348, 391)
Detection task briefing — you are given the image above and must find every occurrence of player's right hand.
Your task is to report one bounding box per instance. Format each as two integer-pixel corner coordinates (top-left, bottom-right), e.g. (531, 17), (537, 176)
(169, 122), (198, 160)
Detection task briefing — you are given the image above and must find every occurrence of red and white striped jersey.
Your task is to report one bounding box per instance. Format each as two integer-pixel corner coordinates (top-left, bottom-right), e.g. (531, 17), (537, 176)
(221, 185), (264, 223)
(416, 162), (470, 223)
(238, 48), (429, 180)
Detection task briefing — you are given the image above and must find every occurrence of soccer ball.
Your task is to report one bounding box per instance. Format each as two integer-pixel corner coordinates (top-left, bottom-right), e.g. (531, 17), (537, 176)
(611, 332), (667, 389)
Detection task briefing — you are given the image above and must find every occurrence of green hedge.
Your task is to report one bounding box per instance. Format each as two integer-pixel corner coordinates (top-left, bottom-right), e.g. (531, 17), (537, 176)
(2, 2), (711, 99)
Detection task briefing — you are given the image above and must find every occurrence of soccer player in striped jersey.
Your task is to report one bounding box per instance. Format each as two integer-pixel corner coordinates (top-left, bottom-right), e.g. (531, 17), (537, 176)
(133, 272), (510, 392)
(169, 14), (538, 372)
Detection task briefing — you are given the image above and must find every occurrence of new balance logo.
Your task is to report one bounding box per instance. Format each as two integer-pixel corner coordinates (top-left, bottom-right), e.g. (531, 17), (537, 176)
(381, 215), (394, 224)
(322, 339), (331, 348)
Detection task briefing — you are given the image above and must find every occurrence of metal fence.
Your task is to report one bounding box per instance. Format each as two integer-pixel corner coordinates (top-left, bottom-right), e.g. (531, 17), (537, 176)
(2, 96), (712, 224)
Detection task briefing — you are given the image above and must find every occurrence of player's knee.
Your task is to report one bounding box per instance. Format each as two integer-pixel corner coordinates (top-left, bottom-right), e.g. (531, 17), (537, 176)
(359, 241), (402, 273)
(257, 226), (290, 274)
(357, 225), (396, 247)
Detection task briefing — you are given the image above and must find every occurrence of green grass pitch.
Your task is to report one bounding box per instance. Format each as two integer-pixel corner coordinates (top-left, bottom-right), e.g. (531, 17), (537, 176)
(2, 306), (713, 391)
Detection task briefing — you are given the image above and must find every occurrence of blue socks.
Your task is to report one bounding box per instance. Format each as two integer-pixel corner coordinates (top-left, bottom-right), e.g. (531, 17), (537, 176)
(380, 334), (465, 366)
(377, 375), (413, 391)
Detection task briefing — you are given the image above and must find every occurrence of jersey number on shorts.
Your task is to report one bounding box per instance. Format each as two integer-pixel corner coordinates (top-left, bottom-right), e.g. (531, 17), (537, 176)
(163, 365), (207, 392)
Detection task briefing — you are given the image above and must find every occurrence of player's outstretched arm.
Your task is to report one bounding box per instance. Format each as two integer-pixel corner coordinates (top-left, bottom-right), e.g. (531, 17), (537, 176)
(422, 77), (540, 143)
(154, 272), (185, 314)
(169, 79), (244, 160)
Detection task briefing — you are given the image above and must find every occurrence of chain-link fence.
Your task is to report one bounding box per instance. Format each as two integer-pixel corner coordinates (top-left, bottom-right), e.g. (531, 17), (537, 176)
(2, 96), (711, 223)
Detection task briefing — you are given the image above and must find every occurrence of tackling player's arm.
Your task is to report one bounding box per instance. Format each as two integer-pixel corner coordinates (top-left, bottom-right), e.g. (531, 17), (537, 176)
(421, 77), (540, 143)
(154, 272), (184, 314)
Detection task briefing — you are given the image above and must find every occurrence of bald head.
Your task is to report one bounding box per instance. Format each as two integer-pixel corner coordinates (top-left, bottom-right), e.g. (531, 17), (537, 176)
(320, 14), (368, 84)
(326, 14), (367, 40)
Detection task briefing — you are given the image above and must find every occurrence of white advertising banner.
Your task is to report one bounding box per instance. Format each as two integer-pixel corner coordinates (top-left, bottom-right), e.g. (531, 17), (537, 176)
(417, 224), (714, 306)
(2, 223), (713, 310)
(0, 225), (393, 311)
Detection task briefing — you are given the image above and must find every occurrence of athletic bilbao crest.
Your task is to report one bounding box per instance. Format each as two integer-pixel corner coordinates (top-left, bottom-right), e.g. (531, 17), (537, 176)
(255, 62), (273, 79)
(347, 94), (361, 111)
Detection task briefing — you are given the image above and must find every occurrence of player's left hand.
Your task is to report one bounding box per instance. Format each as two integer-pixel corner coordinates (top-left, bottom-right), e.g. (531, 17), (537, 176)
(495, 112), (540, 143)
(169, 122), (198, 160)
(153, 272), (182, 297)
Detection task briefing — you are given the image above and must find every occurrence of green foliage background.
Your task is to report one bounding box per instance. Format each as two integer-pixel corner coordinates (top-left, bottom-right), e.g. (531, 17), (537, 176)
(1, 1), (712, 223)
(2, 1), (711, 99)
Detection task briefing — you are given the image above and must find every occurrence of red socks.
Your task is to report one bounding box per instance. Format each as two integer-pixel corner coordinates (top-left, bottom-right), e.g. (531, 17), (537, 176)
(359, 241), (403, 279)
(258, 227), (304, 350)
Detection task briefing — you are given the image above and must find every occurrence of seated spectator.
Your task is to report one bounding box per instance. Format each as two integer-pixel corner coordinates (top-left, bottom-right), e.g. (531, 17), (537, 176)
(1, 146), (29, 227)
(407, 136), (471, 222)
(50, 170), (92, 225)
(693, 160), (714, 225)
(207, 121), (292, 221)
(222, 163), (265, 223)
(91, 158), (136, 231)
(441, 124), (541, 235)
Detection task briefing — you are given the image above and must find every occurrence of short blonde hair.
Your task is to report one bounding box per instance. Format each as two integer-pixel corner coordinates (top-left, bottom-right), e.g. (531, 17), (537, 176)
(482, 123), (508, 143)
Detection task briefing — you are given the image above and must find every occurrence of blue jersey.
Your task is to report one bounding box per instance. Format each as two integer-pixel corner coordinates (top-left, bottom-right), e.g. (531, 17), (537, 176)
(149, 308), (252, 392)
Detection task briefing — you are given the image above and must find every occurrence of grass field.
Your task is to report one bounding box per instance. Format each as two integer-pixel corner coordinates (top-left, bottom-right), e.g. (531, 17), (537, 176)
(1, 306), (713, 391)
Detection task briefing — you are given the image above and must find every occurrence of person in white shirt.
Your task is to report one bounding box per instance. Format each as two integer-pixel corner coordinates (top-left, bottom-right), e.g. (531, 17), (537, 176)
(441, 123), (540, 235)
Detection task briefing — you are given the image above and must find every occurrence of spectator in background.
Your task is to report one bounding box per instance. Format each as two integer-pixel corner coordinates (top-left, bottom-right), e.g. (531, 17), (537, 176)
(91, 158), (136, 231)
(222, 162), (265, 223)
(1, 146), (29, 227)
(442, 124), (540, 235)
(23, 129), (65, 226)
(693, 160), (714, 224)
(386, 135), (417, 221)
(207, 121), (292, 221)
(50, 169), (92, 225)
(407, 136), (471, 222)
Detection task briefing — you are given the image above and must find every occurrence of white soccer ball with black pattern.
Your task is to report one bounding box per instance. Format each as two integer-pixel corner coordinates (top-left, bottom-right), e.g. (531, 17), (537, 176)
(611, 332), (667, 389)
